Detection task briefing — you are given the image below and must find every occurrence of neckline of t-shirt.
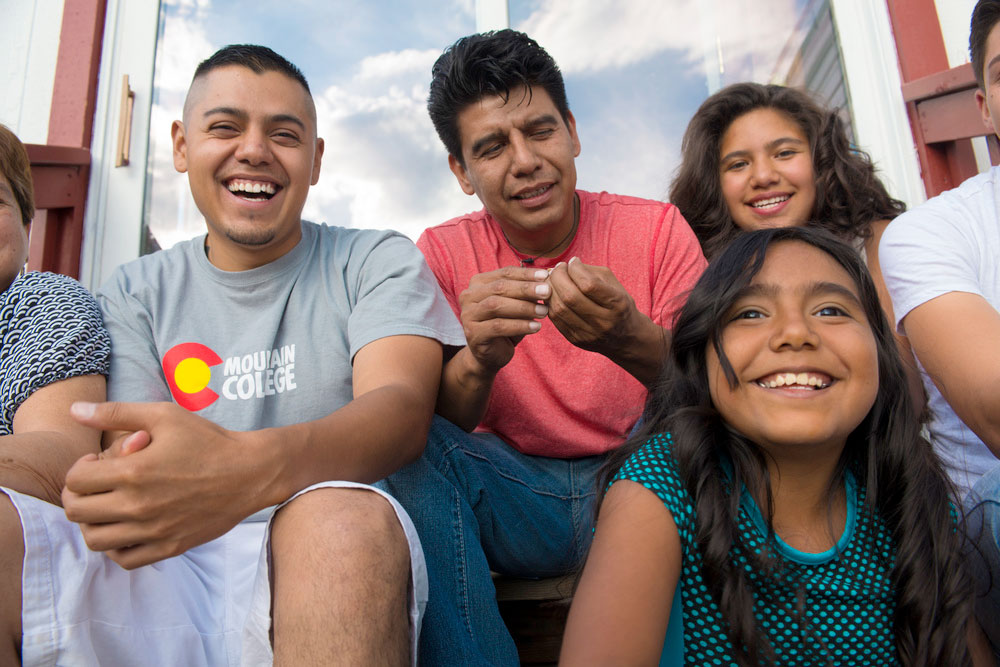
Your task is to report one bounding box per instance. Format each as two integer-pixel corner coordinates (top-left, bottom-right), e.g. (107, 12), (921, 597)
(488, 190), (585, 269)
(740, 469), (858, 566)
(191, 221), (313, 287)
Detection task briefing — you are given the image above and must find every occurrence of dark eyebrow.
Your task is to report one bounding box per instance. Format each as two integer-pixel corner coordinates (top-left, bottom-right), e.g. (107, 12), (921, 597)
(805, 281), (863, 307)
(720, 136), (806, 164)
(524, 114), (560, 130)
(734, 281), (862, 307)
(202, 107), (307, 131)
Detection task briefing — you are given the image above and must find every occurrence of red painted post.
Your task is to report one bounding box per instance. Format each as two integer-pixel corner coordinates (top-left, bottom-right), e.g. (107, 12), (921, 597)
(28, 0), (107, 278)
(886, 0), (979, 197)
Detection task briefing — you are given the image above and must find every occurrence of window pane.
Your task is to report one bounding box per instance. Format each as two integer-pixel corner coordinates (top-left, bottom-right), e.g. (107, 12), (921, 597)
(144, 0), (845, 253)
(143, 0), (476, 252)
(509, 0), (845, 204)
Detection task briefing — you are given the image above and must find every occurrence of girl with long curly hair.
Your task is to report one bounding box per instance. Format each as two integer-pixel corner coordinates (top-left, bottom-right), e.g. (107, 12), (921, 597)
(560, 227), (989, 666)
(668, 82), (924, 411)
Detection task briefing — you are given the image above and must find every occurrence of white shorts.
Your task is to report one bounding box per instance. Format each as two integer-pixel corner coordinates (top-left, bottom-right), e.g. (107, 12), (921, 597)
(3, 481), (427, 666)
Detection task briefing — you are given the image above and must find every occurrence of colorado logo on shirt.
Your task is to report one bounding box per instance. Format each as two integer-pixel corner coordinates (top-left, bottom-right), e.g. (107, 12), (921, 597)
(162, 342), (222, 411)
(162, 342), (298, 412)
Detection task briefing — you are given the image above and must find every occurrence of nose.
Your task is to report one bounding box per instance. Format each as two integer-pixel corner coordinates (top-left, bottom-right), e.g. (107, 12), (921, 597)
(769, 310), (819, 351)
(749, 157), (779, 188)
(234, 128), (272, 165)
(509, 133), (542, 177)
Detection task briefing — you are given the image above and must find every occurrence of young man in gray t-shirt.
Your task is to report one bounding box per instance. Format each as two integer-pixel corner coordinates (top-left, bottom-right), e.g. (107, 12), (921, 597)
(0, 45), (462, 665)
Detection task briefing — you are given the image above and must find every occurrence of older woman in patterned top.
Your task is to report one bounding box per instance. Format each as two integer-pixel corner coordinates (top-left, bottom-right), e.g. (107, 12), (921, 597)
(0, 124), (112, 652)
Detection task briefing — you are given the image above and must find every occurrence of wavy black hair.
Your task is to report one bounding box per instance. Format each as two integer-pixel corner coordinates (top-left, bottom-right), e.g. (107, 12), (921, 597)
(669, 83), (905, 260)
(427, 29), (570, 165)
(600, 226), (972, 665)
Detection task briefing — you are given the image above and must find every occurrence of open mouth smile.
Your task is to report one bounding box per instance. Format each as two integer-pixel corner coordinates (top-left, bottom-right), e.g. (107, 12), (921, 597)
(226, 178), (282, 201)
(749, 194), (791, 211)
(754, 371), (832, 389)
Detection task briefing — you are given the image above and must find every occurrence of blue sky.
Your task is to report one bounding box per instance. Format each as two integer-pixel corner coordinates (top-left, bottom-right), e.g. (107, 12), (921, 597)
(145, 0), (809, 249)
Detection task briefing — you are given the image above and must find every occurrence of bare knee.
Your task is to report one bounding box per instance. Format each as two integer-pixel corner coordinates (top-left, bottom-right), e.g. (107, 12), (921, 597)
(0, 494), (24, 661)
(272, 487), (409, 566)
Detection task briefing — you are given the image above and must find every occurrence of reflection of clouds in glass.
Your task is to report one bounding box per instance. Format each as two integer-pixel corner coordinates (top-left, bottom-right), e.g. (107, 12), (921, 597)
(145, 1), (479, 249)
(517, 0), (801, 81)
(304, 53), (473, 240)
(144, 0), (808, 251)
(511, 0), (807, 204)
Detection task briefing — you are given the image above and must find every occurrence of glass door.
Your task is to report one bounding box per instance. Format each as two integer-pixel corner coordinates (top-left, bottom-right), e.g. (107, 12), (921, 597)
(84, 0), (921, 288)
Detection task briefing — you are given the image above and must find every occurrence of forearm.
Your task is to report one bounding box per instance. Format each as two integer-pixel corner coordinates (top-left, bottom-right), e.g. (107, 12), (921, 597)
(434, 346), (497, 432)
(0, 432), (99, 505)
(252, 383), (437, 506)
(603, 314), (670, 388)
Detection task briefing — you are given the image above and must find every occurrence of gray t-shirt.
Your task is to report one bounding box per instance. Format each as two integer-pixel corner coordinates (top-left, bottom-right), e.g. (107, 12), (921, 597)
(97, 221), (463, 435)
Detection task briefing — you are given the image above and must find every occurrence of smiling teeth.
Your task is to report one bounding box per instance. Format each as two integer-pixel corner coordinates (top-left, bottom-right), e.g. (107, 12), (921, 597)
(756, 372), (829, 389)
(751, 195), (790, 209)
(514, 186), (549, 199)
(228, 181), (276, 195)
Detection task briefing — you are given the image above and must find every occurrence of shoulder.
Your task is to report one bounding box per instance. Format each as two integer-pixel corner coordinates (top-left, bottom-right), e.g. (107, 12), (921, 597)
(583, 190), (672, 221)
(417, 208), (492, 246)
(2, 272), (103, 324)
(97, 238), (200, 299)
(884, 169), (1000, 247)
(614, 432), (698, 538)
(615, 433), (686, 499)
(307, 220), (413, 257)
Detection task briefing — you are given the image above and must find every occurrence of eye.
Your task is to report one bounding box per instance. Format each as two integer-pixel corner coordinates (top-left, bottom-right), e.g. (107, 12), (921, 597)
(209, 123), (239, 136)
(532, 128), (555, 139)
(272, 130), (301, 145)
(732, 308), (765, 320)
(480, 143), (504, 158)
(815, 305), (848, 317)
(775, 148), (798, 159)
(723, 159), (748, 172)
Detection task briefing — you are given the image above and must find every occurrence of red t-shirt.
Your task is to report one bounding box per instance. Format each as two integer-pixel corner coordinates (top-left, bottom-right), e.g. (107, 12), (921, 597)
(418, 190), (707, 457)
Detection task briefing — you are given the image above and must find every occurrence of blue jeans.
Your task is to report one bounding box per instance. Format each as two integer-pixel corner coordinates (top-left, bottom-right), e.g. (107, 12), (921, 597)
(378, 416), (607, 666)
(964, 462), (1000, 656)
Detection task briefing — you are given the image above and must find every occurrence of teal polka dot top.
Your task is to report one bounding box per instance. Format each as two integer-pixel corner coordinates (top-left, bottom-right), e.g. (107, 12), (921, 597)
(614, 432), (899, 666)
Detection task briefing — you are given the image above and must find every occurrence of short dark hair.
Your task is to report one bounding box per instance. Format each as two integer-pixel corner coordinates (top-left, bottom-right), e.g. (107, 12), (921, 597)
(971, 0), (1000, 89)
(427, 29), (570, 164)
(0, 124), (35, 226)
(193, 44), (311, 94)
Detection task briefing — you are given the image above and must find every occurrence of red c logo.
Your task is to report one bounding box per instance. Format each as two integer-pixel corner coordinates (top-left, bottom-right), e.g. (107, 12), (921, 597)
(162, 342), (222, 411)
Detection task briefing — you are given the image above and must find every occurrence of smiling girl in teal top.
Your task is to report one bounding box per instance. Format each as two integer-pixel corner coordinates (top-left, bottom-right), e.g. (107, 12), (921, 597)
(561, 227), (988, 666)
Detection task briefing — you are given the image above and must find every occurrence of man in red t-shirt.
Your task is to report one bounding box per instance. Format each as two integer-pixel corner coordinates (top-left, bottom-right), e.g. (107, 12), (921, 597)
(380, 29), (706, 665)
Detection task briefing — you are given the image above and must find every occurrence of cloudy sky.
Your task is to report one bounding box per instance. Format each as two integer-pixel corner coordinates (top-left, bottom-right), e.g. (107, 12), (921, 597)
(144, 0), (809, 250)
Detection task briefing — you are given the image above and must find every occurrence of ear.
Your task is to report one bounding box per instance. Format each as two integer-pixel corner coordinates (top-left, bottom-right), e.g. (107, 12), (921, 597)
(310, 137), (324, 185)
(976, 89), (997, 136)
(565, 110), (581, 158)
(448, 154), (477, 196)
(171, 120), (188, 173)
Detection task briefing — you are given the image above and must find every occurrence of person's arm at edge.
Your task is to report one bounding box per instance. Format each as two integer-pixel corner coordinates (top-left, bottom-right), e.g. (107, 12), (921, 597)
(560, 479), (680, 666)
(864, 220), (927, 418)
(901, 292), (1000, 456)
(0, 375), (105, 506)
